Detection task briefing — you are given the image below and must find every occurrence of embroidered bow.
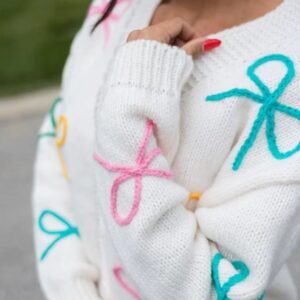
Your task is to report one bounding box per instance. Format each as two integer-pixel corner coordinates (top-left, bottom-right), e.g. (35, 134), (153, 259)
(206, 54), (300, 171)
(37, 97), (69, 180)
(212, 253), (265, 300)
(38, 210), (79, 261)
(94, 119), (172, 226)
(88, 0), (132, 44)
(212, 253), (250, 300)
(55, 115), (69, 180)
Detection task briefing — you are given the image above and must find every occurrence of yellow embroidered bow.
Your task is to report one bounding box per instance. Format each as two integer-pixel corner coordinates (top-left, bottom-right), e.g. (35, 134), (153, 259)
(38, 97), (69, 180)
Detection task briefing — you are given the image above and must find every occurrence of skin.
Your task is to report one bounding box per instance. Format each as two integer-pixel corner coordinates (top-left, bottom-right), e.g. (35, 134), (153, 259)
(127, 0), (283, 57)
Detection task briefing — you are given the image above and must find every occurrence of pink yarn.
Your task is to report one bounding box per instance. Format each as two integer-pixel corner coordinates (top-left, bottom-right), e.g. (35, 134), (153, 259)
(88, 0), (132, 43)
(94, 119), (172, 226)
(113, 265), (141, 300)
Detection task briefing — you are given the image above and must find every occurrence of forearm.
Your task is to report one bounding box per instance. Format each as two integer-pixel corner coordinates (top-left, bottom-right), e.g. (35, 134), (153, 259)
(94, 40), (215, 299)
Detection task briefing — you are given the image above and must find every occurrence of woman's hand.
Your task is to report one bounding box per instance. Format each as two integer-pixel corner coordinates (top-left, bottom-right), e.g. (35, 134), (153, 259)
(127, 17), (221, 57)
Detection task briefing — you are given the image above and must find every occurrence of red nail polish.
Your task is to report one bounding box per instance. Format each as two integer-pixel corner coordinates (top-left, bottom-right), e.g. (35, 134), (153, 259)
(203, 39), (222, 52)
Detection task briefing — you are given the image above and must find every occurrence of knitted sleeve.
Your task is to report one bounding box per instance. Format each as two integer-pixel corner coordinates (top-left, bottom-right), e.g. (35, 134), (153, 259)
(197, 53), (300, 299)
(94, 39), (212, 300)
(94, 39), (300, 300)
(32, 98), (102, 300)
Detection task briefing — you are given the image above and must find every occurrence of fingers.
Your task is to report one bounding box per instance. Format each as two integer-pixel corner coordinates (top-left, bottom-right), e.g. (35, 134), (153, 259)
(126, 17), (222, 58)
(174, 38), (185, 47)
(183, 38), (222, 58)
(182, 37), (205, 58)
(127, 17), (196, 44)
(157, 17), (197, 44)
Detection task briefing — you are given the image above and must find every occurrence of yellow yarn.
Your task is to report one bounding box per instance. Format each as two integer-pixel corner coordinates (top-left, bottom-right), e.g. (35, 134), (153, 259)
(188, 192), (202, 201)
(55, 115), (69, 180)
(55, 115), (68, 148)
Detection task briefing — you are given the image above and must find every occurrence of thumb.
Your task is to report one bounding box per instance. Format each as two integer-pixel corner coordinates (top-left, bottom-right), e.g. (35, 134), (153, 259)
(182, 38), (222, 58)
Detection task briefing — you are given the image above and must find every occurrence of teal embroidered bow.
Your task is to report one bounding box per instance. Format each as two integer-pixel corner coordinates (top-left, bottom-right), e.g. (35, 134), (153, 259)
(212, 253), (265, 300)
(37, 96), (62, 140)
(38, 210), (79, 261)
(206, 54), (300, 171)
(212, 253), (250, 300)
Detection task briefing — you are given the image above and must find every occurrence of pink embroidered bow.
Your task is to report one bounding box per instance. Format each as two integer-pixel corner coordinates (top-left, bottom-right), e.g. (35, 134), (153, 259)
(88, 0), (132, 43)
(113, 265), (141, 300)
(94, 119), (172, 226)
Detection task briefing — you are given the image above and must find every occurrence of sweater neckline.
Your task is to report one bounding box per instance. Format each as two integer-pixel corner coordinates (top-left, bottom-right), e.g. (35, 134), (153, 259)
(134, 0), (292, 44)
(125, 0), (298, 79)
(206, 0), (288, 40)
(193, 0), (299, 78)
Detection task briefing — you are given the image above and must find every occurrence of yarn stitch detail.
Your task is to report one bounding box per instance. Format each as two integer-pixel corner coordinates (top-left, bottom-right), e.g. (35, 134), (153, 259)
(113, 265), (141, 300)
(55, 115), (69, 180)
(212, 253), (250, 300)
(188, 191), (202, 201)
(206, 54), (300, 171)
(93, 119), (173, 226)
(258, 293), (265, 300)
(38, 210), (79, 261)
(36, 96), (69, 180)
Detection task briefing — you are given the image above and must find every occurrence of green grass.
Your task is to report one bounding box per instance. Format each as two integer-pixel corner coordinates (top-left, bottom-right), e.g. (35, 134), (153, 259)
(0, 0), (90, 96)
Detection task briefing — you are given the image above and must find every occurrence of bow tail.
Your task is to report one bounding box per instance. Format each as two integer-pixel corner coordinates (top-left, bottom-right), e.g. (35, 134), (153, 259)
(206, 89), (263, 104)
(37, 131), (56, 140)
(275, 103), (300, 120)
(266, 111), (300, 159)
(40, 235), (64, 261)
(233, 105), (267, 170)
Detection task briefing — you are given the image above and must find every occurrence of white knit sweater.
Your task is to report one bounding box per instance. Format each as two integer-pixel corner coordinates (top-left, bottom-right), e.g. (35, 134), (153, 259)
(32, 0), (300, 299)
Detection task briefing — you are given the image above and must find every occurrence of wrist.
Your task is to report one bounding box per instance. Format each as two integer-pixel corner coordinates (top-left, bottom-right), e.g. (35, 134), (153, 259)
(108, 39), (194, 95)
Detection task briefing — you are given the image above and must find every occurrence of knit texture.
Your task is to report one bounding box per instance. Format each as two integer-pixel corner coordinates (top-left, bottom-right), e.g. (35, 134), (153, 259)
(32, 0), (300, 299)
(94, 36), (300, 299)
(206, 54), (300, 171)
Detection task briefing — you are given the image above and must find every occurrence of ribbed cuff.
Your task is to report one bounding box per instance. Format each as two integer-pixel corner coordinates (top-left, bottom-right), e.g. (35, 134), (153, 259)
(51, 279), (102, 300)
(108, 39), (194, 95)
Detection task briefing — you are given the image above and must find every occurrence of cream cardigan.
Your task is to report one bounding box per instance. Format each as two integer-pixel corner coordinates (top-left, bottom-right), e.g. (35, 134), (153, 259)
(32, 0), (300, 299)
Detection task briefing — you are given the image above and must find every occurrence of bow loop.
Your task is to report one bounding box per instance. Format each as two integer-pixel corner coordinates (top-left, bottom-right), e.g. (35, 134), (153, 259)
(94, 119), (172, 226)
(247, 54), (295, 99)
(38, 210), (79, 261)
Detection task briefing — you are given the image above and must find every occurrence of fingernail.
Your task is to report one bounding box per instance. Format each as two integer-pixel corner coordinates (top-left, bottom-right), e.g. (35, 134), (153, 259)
(203, 39), (222, 52)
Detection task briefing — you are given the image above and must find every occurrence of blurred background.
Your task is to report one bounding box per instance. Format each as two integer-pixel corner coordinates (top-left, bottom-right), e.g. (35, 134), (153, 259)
(0, 1), (89, 299)
(0, 0), (89, 96)
(0, 1), (300, 300)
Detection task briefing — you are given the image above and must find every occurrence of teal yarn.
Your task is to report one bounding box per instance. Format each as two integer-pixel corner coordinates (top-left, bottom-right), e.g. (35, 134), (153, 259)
(49, 96), (62, 129)
(36, 132), (56, 139)
(37, 96), (62, 140)
(206, 54), (300, 171)
(258, 293), (265, 300)
(212, 253), (250, 300)
(38, 209), (79, 261)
